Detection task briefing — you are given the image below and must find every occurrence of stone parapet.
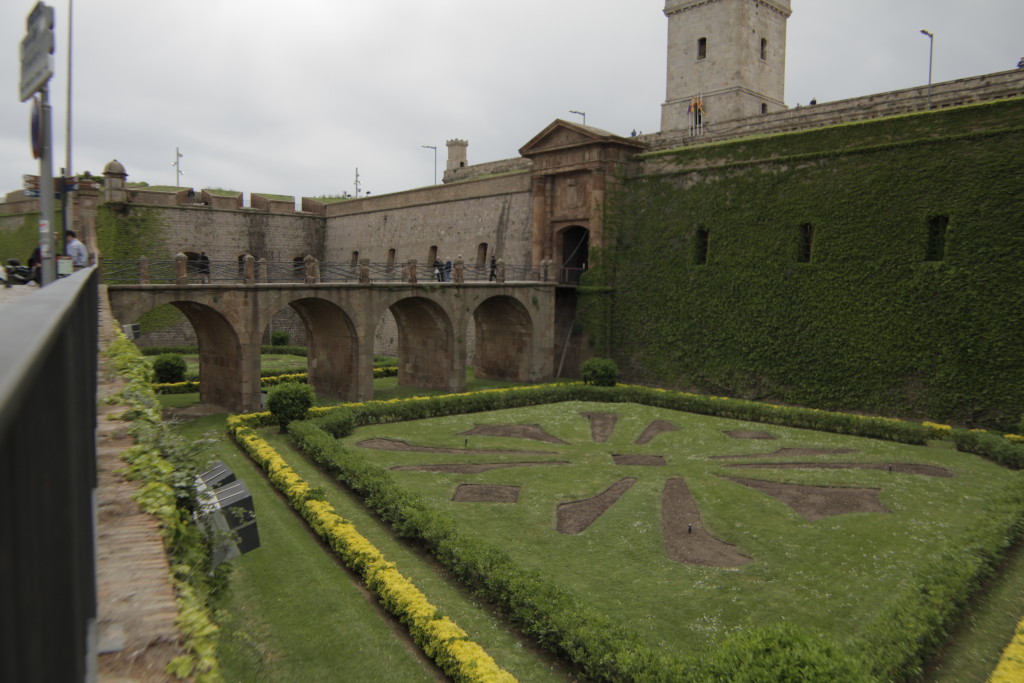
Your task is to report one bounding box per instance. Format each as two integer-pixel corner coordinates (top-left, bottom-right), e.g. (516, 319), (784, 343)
(325, 170), (531, 218)
(643, 69), (1024, 152)
(442, 157), (532, 184)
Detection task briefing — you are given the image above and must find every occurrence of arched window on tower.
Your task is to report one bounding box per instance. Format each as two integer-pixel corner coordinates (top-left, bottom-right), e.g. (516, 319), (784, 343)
(476, 243), (488, 268)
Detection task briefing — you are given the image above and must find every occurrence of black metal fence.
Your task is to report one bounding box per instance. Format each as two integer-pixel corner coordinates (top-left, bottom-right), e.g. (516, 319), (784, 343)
(0, 268), (99, 682)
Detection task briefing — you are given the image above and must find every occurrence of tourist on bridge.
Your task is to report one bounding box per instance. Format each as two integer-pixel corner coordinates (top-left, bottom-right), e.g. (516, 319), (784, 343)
(65, 231), (88, 270)
(489, 254), (497, 281)
(444, 258), (452, 282)
(434, 258), (443, 282)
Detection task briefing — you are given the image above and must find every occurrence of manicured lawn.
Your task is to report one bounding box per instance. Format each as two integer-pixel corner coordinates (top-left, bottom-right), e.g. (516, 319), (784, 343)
(172, 415), (438, 682)
(168, 412), (570, 681)
(158, 387), (1023, 679)
(339, 401), (1020, 658)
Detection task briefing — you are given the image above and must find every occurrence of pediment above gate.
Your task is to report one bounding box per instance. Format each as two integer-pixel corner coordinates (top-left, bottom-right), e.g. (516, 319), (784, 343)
(519, 119), (646, 159)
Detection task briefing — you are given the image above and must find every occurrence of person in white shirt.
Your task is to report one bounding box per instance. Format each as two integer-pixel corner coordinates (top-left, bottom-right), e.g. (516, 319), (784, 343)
(65, 231), (88, 270)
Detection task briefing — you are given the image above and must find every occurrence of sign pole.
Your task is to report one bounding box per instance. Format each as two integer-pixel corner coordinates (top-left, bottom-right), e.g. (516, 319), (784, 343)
(38, 84), (56, 286)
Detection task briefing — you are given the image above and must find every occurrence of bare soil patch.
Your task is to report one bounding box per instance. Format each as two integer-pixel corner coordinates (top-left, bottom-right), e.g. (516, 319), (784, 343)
(723, 476), (889, 521)
(392, 461), (570, 474)
(163, 402), (230, 419)
(635, 419), (679, 445)
(358, 437), (558, 456)
(662, 478), (752, 567)
(723, 429), (777, 439)
(724, 462), (953, 477)
(460, 423), (568, 443)
(556, 478), (636, 534)
(612, 454), (667, 466)
(581, 412), (618, 443)
(452, 484), (521, 503)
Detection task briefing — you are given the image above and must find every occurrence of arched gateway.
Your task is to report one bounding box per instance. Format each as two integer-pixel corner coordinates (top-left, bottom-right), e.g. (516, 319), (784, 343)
(108, 282), (556, 413)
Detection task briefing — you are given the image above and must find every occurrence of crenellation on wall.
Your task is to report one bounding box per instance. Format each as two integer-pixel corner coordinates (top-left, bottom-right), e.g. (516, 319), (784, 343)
(251, 193), (297, 213)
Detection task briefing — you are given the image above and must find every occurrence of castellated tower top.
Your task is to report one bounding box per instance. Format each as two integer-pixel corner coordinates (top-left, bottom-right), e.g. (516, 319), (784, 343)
(446, 139), (469, 172)
(662, 0), (791, 133)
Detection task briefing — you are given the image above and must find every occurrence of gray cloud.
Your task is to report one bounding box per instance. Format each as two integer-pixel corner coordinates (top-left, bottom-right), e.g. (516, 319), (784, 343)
(2, 0), (1021, 203)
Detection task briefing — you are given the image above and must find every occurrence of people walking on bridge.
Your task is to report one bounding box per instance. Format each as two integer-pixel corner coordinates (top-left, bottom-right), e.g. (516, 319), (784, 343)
(199, 251), (211, 283)
(65, 231), (88, 270)
(434, 258), (443, 282)
(489, 254), (497, 281)
(444, 258), (452, 282)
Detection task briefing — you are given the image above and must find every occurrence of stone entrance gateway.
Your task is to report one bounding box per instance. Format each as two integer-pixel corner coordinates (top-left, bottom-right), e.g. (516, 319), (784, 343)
(108, 282), (556, 413)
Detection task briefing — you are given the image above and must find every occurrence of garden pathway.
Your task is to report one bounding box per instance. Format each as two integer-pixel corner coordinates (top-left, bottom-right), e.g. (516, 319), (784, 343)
(95, 284), (186, 681)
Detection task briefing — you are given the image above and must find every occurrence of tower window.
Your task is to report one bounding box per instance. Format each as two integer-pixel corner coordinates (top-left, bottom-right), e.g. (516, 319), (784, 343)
(925, 215), (949, 261)
(697, 37), (707, 60)
(694, 226), (709, 265)
(761, 103), (768, 114)
(760, 38), (768, 61)
(387, 248), (396, 268)
(798, 223), (814, 263)
(476, 243), (488, 267)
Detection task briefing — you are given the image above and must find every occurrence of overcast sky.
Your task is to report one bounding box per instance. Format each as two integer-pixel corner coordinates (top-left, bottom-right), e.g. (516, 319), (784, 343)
(1, 0), (1021, 204)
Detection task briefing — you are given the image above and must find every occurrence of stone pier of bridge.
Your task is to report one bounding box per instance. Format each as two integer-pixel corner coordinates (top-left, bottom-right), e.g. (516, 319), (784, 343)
(107, 282), (557, 413)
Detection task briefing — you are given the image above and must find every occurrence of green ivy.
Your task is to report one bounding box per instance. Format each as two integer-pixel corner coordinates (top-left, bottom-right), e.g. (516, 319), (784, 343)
(95, 204), (167, 261)
(583, 99), (1024, 430)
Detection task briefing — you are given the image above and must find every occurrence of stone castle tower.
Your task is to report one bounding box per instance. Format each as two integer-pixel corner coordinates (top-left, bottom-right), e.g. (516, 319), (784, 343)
(661, 0), (791, 133)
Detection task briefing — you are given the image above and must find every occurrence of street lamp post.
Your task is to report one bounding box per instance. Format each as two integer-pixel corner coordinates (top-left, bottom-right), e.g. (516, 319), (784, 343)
(421, 145), (437, 184)
(920, 29), (934, 110)
(569, 110), (586, 125)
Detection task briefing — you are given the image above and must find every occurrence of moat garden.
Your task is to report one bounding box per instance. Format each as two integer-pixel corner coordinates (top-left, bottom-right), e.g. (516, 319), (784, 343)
(112, 345), (1024, 682)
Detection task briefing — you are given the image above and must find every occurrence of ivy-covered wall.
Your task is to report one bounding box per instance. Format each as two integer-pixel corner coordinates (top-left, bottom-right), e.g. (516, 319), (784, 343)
(582, 98), (1024, 429)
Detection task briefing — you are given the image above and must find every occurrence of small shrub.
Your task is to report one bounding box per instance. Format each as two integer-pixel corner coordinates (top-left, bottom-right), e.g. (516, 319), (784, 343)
(270, 331), (290, 346)
(580, 357), (618, 386)
(267, 382), (315, 431)
(152, 353), (187, 383)
(314, 408), (355, 438)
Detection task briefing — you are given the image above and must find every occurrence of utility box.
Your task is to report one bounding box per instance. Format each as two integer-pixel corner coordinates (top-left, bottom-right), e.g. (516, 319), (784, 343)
(195, 462), (260, 567)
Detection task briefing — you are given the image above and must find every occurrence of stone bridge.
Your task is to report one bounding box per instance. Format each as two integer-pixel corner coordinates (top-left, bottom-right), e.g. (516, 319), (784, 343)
(107, 282), (557, 413)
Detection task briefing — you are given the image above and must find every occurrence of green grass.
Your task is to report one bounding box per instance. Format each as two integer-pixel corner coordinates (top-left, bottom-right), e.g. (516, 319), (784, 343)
(166, 413), (570, 681)
(156, 384), (1023, 679)
(923, 540), (1024, 682)
(171, 415), (439, 682)
(340, 401), (1020, 658)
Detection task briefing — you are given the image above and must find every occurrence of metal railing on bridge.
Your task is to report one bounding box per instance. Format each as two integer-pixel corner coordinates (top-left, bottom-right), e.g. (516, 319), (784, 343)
(0, 268), (99, 681)
(100, 255), (575, 285)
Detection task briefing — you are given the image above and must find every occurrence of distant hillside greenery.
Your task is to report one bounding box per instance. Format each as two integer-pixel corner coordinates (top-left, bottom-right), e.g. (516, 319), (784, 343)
(580, 97), (1024, 430)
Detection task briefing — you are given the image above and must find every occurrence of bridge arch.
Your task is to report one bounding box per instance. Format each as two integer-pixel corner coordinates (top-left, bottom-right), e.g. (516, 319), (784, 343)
(385, 295), (461, 393)
(167, 301), (247, 409)
(283, 297), (364, 401)
(472, 295), (533, 381)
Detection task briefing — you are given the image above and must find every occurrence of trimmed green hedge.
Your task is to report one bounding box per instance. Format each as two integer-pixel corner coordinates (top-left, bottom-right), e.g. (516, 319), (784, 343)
(266, 384), (1024, 680)
(583, 99), (1024, 431)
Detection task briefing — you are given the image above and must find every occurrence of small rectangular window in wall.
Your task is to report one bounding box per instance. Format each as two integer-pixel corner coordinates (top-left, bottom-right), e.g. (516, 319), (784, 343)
(925, 215), (949, 261)
(760, 38), (768, 61)
(697, 37), (707, 60)
(387, 248), (396, 268)
(694, 226), (709, 265)
(798, 223), (814, 263)
(761, 103), (768, 114)
(476, 242), (488, 267)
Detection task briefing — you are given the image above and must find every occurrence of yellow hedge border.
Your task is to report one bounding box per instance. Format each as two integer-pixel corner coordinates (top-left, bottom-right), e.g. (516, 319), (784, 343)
(990, 618), (1024, 682)
(227, 414), (517, 683)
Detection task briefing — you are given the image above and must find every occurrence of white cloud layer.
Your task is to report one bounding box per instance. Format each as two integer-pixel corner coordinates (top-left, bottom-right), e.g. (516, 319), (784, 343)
(2, 0), (1021, 203)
